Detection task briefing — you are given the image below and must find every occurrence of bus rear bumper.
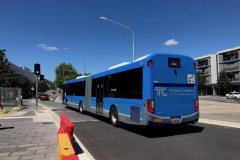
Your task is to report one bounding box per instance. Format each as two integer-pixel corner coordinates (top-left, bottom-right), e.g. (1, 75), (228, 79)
(146, 112), (199, 126)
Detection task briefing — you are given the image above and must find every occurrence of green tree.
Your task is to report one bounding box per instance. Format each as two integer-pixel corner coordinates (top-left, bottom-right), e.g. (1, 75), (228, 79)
(54, 63), (78, 88)
(217, 70), (231, 95)
(49, 81), (56, 90)
(39, 80), (50, 92)
(0, 49), (18, 87)
(19, 76), (34, 98)
(197, 71), (206, 94)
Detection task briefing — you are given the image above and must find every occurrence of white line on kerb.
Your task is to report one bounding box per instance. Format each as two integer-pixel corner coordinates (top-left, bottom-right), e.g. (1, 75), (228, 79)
(70, 120), (99, 123)
(199, 118), (240, 128)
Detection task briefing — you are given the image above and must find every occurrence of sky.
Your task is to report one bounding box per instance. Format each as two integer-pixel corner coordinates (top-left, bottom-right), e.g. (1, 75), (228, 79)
(1, 0), (240, 81)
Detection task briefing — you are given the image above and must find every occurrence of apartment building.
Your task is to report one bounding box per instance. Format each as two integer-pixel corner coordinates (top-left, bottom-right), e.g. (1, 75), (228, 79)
(195, 54), (218, 95)
(195, 46), (240, 95)
(217, 46), (240, 91)
(10, 62), (35, 82)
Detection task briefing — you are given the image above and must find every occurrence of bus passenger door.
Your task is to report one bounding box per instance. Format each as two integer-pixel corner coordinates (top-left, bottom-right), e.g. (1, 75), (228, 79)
(96, 78), (103, 114)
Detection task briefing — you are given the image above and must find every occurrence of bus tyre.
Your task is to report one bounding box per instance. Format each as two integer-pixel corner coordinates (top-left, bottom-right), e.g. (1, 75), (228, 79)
(66, 100), (69, 108)
(110, 107), (119, 127)
(79, 103), (84, 114)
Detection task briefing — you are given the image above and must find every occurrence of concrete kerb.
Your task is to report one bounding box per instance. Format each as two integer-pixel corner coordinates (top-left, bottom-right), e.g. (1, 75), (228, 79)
(199, 99), (240, 128)
(199, 118), (240, 128)
(40, 105), (95, 160)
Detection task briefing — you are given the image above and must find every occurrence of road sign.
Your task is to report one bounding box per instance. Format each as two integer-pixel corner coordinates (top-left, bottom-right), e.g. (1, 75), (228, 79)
(31, 87), (34, 91)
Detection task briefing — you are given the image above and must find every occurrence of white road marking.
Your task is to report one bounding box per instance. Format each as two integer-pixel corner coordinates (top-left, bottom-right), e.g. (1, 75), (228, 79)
(199, 118), (240, 128)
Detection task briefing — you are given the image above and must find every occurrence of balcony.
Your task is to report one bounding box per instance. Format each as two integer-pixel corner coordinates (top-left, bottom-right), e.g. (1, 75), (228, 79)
(220, 56), (239, 63)
(224, 66), (240, 72)
(229, 78), (240, 82)
(204, 71), (211, 75)
(235, 77), (240, 81)
(196, 63), (209, 68)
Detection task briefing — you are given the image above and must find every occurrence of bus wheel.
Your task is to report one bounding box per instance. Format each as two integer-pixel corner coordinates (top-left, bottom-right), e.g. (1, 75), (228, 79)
(79, 103), (84, 114)
(66, 100), (69, 108)
(110, 107), (119, 127)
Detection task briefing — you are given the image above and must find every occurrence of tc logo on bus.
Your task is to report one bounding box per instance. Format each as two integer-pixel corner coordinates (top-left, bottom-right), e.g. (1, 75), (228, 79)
(155, 87), (167, 96)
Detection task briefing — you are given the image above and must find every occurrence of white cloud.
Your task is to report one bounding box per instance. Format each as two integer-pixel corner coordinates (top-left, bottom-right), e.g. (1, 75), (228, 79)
(36, 44), (59, 51)
(164, 39), (179, 46)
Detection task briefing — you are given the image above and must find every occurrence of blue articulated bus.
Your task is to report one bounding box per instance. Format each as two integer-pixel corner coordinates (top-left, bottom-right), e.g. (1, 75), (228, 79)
(63, 76), (87, 112)
(63, 53), (199, 127)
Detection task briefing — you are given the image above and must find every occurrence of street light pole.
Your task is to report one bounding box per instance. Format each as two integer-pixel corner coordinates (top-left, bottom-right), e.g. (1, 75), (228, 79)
(63, 48), (86, 74)
(100, 16), (135, 61)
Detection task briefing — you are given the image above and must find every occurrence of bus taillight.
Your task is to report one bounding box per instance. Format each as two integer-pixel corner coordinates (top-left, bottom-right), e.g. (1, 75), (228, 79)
(194, 63), (196, 69)
(147, 100), (154, 113)
(195, 99), (199, 112)
(147, 60), (153, 67)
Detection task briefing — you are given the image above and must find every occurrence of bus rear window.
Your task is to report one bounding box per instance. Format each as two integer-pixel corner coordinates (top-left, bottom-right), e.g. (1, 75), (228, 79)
(168, 58), (181, 68)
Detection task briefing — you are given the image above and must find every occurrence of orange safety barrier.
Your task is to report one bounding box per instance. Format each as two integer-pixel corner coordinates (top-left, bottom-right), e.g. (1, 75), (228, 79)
(57, 115), (79, 160)
(58, 114), (74, 142)
(57, 133), (76, 160)
(62, 155), (79, 160)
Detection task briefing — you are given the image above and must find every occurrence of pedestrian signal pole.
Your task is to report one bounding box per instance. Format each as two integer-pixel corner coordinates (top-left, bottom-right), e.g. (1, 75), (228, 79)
(35, 75), (38, 110)
(34, 62), (41, 110)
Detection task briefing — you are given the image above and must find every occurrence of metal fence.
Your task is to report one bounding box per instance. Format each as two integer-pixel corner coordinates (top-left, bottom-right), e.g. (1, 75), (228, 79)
(0, 87), (22, 110)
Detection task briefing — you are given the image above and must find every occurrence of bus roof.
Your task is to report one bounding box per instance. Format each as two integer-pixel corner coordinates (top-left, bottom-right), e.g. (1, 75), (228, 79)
(108, 62), (130, 70)
(134, 54), (150, 62)
(63, 53), (193, 82)
(76, 75), (88, 79)
(63, 75), (88, 84)
(92, 53), (192, 79)
(92, 58), (143, 79)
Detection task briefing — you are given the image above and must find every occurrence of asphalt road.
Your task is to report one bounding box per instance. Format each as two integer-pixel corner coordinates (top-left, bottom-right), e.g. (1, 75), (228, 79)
(40, 99), (240, 160)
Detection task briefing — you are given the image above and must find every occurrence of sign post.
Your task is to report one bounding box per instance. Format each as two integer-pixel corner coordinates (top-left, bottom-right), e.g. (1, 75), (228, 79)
(31, 87), (34, 98)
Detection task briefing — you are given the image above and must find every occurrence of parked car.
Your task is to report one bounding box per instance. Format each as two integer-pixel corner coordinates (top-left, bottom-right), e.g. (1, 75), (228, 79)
(233, 93), (240, 99)
(40, 93), (49, 100)
(226, 91), (240, 99)
(37, 92), (43, 98)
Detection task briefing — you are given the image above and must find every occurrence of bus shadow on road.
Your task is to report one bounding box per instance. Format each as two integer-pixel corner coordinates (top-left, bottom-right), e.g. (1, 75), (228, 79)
(65, 108), (205, 138)
(121, 123), (204, 138)
(83, 111), (204, 138)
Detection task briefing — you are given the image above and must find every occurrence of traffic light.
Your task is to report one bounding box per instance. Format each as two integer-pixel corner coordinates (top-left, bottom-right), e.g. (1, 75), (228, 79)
(34, 63), (41, 75)
(40, 75), (44, 81)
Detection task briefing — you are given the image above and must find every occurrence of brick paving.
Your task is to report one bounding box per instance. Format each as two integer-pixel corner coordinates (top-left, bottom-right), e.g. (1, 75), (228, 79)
(0, 118), (57, 160)
(0, 100), (58, 160)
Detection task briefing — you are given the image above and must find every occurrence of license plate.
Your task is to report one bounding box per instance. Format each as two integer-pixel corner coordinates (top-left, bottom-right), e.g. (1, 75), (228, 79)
(153, 118), (162, 123)
(170, 116), (181, 123)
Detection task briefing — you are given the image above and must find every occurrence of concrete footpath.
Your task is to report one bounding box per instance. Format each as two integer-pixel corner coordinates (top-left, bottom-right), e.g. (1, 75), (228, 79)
(0, 98), (240, 160)
(0, 100), (92, 160)
(0, 101), (58, 160)
(199, 98), (240, 128)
